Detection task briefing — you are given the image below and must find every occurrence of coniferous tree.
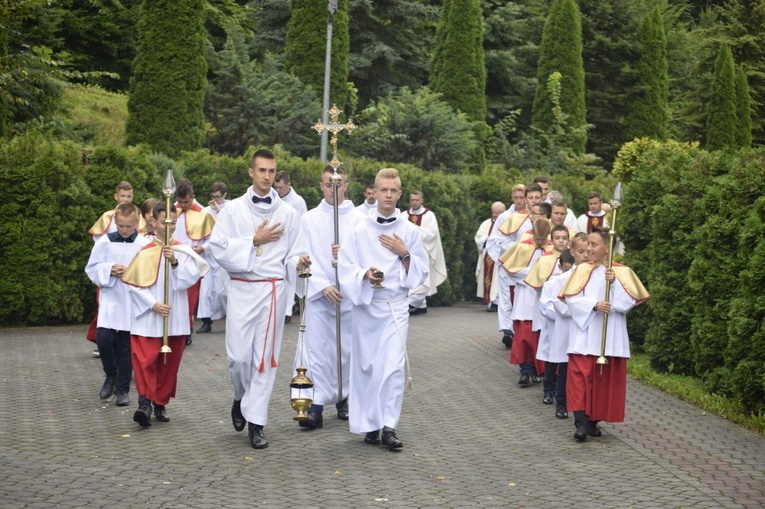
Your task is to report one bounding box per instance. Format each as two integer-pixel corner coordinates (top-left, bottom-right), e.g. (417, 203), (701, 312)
(126, 0), (207, 156)
(0, 1), (9, 138)
(735, 64), (752, 148)
(532, 0), (586, 154)
(429, 0), (452, 94)
(284, 0), (349, 111)
(430, 0), (486, 123)
(706, 43), (737, 151)
(625, 3), (668, 141)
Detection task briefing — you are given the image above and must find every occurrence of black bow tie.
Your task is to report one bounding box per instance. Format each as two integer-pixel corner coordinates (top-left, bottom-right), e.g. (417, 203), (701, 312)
(252, 195), (272, 205)
(377, 217), (396, 224)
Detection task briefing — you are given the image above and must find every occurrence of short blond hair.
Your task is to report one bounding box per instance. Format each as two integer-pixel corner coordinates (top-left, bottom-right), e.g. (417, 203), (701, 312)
(512, 183), (526, 194)
(532, 217), (551, 238)
(114, 202), (141, 221)
(375, 168), (401, 187)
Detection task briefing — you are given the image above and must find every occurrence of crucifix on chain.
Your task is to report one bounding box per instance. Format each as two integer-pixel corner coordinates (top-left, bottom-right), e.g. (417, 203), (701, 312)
(313, 104), (356, 170)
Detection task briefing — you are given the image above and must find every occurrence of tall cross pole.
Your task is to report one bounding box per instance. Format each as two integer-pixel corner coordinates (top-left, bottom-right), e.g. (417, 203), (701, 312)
(320, 0), (339, 163)
(312, 104), (355, 405)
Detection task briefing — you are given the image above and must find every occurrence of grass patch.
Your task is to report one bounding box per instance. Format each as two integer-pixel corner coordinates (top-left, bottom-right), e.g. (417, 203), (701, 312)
(628, 352), (765, 434)
(60, 84), (128, 147)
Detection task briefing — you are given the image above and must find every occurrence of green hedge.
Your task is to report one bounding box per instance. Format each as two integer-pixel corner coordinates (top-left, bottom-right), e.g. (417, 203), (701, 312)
(614, 140), (765, 414)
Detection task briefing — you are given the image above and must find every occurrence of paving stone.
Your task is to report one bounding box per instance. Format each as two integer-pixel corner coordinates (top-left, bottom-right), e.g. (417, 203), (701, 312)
(0, 304), (763, 508)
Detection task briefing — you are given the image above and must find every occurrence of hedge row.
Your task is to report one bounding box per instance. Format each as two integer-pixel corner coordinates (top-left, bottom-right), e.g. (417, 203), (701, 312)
(1, 133), (530, 326)
(614, 138), (765, 414)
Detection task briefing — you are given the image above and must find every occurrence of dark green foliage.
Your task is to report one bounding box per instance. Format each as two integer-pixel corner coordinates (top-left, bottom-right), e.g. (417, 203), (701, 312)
(0, 0), (66, 135)
(57, 0), (140, 91)
(706, 43), (737, 151)
(284, 0), (349, 111)
(579, 0), (643, 166)
(249, 0), (291, 57)
(613, 139), (710, 370)
(430, 0), (486, 123)
(347, 0), (439, 109)
(482, 0), (546, 127)
(735, 64), (752, 148)
(715, 0), (765, 146)
(0, 131), (161, 326)
(614, 140), (765, 413)
(532, 0), (586, 154)
(346, 87), (480, 172)
(205, 27), (320, 158)
(126, 0), (208, 156)
(429, 0), (451, 96)
(625, 3), (669, 141)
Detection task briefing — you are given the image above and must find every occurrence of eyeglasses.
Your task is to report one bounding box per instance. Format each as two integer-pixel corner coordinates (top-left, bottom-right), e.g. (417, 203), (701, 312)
(210, 194), (225, 200)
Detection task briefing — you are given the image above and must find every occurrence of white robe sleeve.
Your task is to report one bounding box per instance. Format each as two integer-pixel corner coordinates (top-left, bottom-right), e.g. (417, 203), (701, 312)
(85, 238), (117, 288)
(565, 292), (599, 332)
(209, 207), (256, 274)
(338, 228), (374, 306)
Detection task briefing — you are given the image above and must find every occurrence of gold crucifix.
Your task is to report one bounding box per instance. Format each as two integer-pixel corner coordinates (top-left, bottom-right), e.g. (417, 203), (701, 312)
(313, 104), (356, 170)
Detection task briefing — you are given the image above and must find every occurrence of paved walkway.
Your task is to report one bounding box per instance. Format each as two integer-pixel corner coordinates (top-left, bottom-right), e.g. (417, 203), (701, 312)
(1, 303), (763, 509)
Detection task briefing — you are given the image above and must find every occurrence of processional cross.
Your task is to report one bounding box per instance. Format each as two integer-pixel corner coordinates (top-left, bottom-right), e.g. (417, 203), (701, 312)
(313, 104), (356, 170)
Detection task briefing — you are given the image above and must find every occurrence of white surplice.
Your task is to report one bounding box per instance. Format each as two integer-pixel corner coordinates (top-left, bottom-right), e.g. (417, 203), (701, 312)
(198, 202), (229, 320)
(85, 233), (150, 332)
(537, 267), (571, 363)
(401, 207), (447, 307)
(209, 188), (308, 426)
(297, 199), (365, 406)
(338, 210), (428, 434)
(474, 217), (499, 303)
(563, 264), (636, 358)
(487, 211), (531, 332)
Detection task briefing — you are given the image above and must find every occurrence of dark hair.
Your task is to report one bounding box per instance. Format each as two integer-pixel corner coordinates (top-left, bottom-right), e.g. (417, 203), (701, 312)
(559, 249), (575, 266)
(176, 179), (194, 199)
(586, 191), (603, 201)
(525, 183), (543, 196)
(210, 182), (227, 194)
(274, 170), (290, 184)
(152, 201), (178, 219)
(590, 227), (610, 244)
(533, 176), (549, 185)
(250, 149), (275, 168)
(551, 224), (569, 237)
(140, 198), (159, 216)
(322, 164), (346, 176)
(534, 202), (552, 219)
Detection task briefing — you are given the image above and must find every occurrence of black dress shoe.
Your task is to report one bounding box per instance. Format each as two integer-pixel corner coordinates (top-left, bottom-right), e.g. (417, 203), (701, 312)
(381, 426), (403, 450)
(185, 334), (193, 346)
(248, 426), (268, 449)
(196, 322), (212, 334)
(518, 372), (530, 386)
(336, 398), (349, 420)
(587, 420), (602, 437)
(154, 405), (170, 422)
(364, 430), (381, 444)
(231, 400), (246, 432)
(574, 425), (588, 442)
(555, 403), (568, 419)
(409, 307), (427, 316)
(99, 376), (116, 399)
(298, 411), (323, 430)
(487, 303), (498, 312)
(115, 392), (130, 406)
(542, 394), (554, 405)
(133, 405), (152, 427)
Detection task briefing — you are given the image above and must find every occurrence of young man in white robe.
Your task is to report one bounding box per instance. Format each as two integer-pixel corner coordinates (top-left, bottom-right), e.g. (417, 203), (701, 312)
(197, 182), (230, 334)
(122, 202), (209, 427)
(209, 149), (311, 450)
(487, 183), (543, 348)
(295, 166), (365, 430)
(559, 228), (649, 442)
(85, 203), (150, 406)
(355, 184), (377, 215)
(273, 170), (307, 324)
(401, 190), (447, 315)
(338, 167), (429, 451)
(475, 202), (506, 311)
(173, 179), (216, 345)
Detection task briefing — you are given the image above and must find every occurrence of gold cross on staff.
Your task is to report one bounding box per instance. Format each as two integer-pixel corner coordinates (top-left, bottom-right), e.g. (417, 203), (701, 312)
(313, 104), (356, 169)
